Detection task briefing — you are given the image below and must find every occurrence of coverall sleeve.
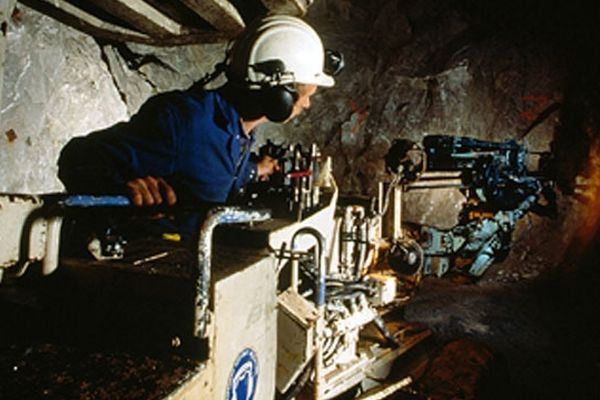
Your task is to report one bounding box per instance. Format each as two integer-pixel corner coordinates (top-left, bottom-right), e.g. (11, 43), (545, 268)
(57, 94), (182, 195)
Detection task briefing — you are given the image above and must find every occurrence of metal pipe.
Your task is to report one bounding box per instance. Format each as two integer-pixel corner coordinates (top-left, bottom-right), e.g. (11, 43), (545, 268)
(393, 186), (403, 240)
(356, 376), (413, 400)
(42, 215), (63, 275)
(60, 195), (131, 207)
(378, 181), (384, 215)
(354, 209), (367, 279)
(291, 256), (299, 292)
(404, 179), (464, 190)
(194, 207), (271, 339)
(290, 227), (326, 400)
(340, 206), (354, 274)
(291, 227), (326, 306)
(310, 143), (320, 208)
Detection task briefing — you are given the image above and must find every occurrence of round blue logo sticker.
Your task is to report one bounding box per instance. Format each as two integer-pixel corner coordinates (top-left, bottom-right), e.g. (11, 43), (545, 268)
(226, 348), (259, 400)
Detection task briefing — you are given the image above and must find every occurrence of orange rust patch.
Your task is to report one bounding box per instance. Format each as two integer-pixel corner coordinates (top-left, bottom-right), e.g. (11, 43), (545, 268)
(5, 129), (17, 142)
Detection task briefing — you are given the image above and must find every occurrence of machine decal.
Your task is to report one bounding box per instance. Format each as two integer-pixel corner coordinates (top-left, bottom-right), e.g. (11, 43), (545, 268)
(226, 348), (259, 400)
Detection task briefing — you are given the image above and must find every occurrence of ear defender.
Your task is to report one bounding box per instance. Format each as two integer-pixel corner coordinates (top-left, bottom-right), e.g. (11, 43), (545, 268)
(261, 85), (298, 122)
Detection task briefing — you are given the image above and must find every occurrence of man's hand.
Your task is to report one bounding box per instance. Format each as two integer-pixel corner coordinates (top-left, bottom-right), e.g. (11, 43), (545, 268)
(256, 155), (281, 181)
(126, 176), (177, 207)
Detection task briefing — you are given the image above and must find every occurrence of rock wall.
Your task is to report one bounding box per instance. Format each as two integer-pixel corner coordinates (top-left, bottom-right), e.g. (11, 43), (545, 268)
(1, 5), (127, 193)
(0, 0), (16, 103)
(297, 0), (567, 227)
(0, 4), (225, 193)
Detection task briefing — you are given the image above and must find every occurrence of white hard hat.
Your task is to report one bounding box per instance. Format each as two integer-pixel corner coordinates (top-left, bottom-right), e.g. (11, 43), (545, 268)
(227, 15), (335, 89)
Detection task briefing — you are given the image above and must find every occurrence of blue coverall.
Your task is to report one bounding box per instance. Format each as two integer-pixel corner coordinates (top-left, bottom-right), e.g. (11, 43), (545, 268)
(58, 88), (258, 205)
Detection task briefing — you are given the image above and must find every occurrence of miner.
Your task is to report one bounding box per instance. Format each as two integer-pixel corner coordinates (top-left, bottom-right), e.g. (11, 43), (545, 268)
(58, 15), (337, 210)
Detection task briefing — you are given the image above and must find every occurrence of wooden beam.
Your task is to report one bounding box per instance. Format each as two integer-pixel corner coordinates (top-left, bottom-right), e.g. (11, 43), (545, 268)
(260, 0), (310, 16)
(179, 0), (245, 34)
(20, 0), (151, 41)
(18, 0), (231, 45)
(85, 0), (184, 36)
(144, 0), (213, 31)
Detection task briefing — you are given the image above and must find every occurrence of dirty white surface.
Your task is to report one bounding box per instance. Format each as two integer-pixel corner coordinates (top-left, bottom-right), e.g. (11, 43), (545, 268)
(0, 6), (127, 193)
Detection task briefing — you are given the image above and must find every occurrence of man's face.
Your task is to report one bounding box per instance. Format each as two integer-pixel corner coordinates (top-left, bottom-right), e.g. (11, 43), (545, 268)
(287, 84), (318, 121)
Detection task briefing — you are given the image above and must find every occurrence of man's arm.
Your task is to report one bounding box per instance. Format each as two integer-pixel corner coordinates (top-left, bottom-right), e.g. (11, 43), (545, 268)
(58, 93), (183, 206)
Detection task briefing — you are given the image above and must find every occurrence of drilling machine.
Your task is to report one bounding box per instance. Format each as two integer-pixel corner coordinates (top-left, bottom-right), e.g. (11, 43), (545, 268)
(0, 143), (430, 400)
(384, 134), (556, 278)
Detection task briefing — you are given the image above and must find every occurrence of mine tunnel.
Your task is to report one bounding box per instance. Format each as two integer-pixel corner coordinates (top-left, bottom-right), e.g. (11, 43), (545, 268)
(1, 0), (599, 399)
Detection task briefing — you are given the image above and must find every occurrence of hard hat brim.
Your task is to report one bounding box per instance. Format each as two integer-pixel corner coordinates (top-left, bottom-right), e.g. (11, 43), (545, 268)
(312, 73), (335, 88)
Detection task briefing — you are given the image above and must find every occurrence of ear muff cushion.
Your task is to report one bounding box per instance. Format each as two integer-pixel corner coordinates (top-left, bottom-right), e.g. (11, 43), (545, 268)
(262, 86), (297, 122)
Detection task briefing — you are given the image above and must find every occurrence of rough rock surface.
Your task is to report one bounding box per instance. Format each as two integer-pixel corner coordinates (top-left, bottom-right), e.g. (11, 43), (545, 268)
(0, 5), (127, 193)
(0, 5), (226, 194)
(403, 193), (600, 398)
(0, 0), (16, 103)
(300, 0), (562, 205)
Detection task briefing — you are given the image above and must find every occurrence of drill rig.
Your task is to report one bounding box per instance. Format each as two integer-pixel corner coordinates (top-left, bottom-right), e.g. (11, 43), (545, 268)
(244, 141), (431, 399)
(384, 134), (556, 277)
(0, 143), (430, 400)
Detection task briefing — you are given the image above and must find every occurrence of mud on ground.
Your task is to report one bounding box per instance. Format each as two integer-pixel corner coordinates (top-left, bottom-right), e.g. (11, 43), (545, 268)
(401, 194), (600, 399)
